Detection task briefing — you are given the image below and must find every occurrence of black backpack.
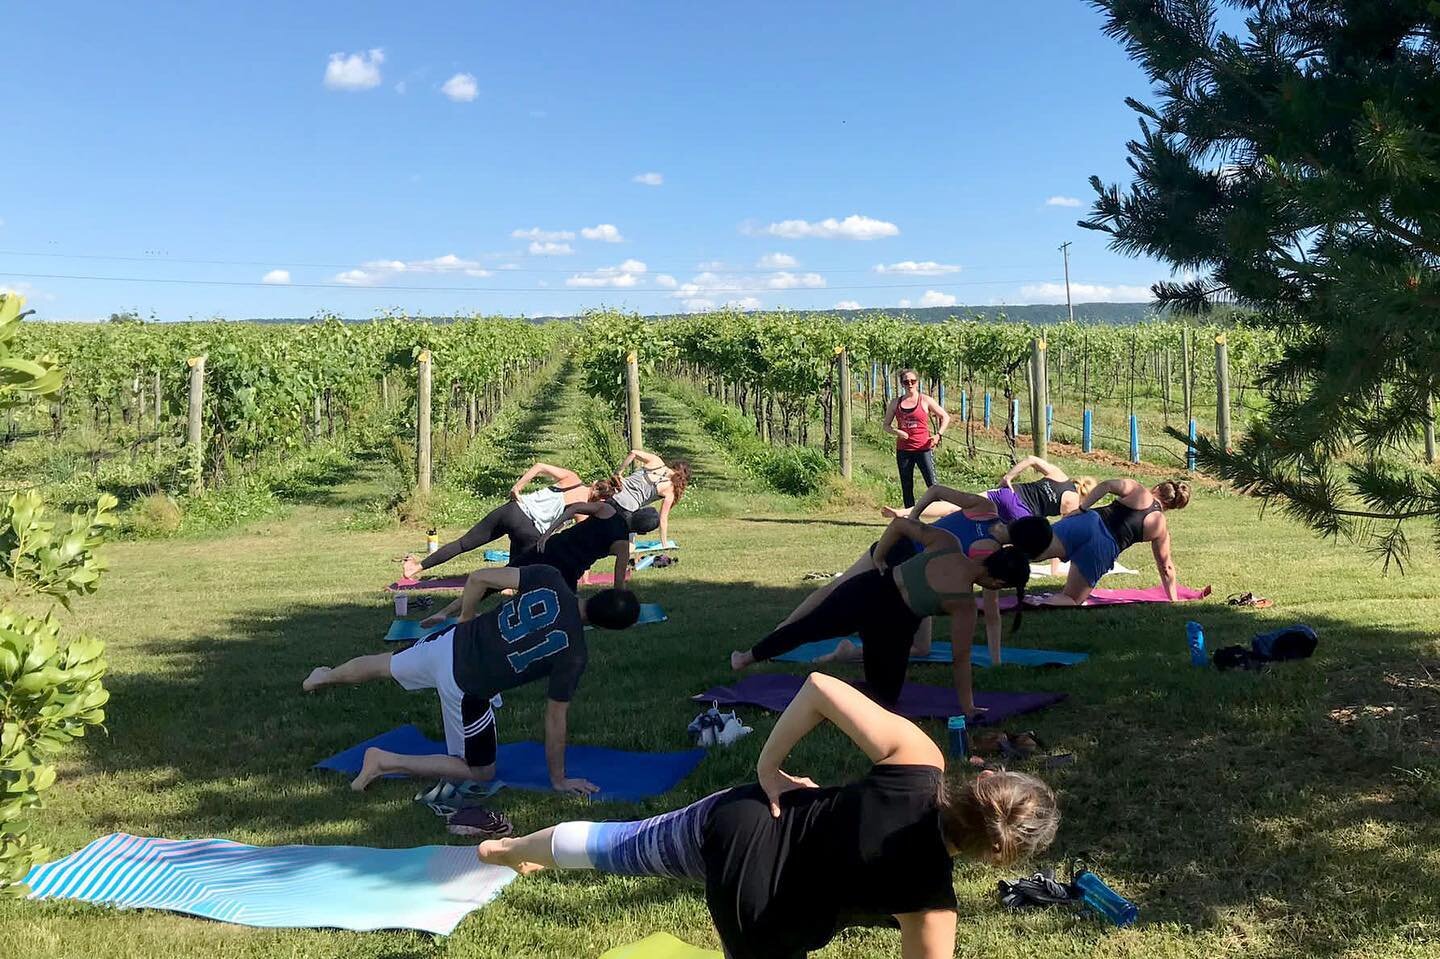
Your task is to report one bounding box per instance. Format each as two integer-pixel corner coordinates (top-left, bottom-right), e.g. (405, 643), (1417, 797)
(1214, 624), (1318, 671)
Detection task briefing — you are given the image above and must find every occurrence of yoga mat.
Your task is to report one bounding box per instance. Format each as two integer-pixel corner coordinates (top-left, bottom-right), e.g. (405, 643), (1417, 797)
(388, 576), (467, 593)
(384, 604), (667, 643)
(316, 725), (704, 801)
(483, 549), (509, 562)
(773, 639), (1088, 667)
(1029, 560), (1138, 578)
(601, 933), (721, 959)
(634, 539), (679, 553)
(693, 675), (1065, 724)
(999, 583), (1211, 610)
(23, 833), (514, 934)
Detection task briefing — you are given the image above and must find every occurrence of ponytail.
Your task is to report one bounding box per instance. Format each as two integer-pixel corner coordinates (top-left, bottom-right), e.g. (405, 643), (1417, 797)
(982, 546), (1032, 634)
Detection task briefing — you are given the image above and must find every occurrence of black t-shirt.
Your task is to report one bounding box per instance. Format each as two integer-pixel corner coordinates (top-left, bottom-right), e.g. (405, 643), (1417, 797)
(451, 565), (587, 702)
(701, 764), (956, 959)
(511, 510), (629, 585)
(1015, 478), (1077, 519)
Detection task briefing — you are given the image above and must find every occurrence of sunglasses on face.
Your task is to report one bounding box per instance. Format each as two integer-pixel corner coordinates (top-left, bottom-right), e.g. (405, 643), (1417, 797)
(902, 378), (918, 385)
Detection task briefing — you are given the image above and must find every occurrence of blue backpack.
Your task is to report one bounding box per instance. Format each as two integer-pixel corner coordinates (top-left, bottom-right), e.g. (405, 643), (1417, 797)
(1251, 624), (1319, 662)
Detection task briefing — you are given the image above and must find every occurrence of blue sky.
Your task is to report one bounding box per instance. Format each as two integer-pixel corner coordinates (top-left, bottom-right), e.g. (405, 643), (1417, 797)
(2, 1), (1181, 321)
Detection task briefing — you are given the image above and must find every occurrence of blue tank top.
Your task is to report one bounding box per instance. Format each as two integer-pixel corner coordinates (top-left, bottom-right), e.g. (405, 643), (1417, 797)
(933, 511), (997, 554)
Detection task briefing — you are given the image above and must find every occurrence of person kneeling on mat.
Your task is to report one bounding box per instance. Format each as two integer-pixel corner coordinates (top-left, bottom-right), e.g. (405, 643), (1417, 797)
(303, 564), (640, 796)
(479, 672), (1059, 959)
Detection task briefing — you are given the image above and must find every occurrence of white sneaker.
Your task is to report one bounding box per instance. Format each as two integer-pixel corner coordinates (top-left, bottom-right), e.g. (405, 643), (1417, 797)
(715, 713), (753, 746)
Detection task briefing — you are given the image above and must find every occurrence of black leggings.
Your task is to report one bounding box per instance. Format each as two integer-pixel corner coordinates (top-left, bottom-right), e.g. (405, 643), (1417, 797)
(896, 449), (937, 508)
(750, 570), (921, 706)
(420, 501), (540, 571)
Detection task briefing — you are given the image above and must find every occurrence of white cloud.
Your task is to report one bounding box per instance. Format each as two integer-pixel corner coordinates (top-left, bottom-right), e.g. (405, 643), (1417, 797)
(566, 259), (647, 288)
(528, 241), (574, 256)
(261, 269), (291, 285)
(1045, 195), (1083, 208)
(757, 252), (798, 269)
(731, 297), (762, 311)
(696, 259), (728, 271)
(512, 227), (575, 241)
(632, 172), (664, 186)
(834, 300), (862, 310)
(873, 260), (960, 276)
(441, 72), (478, 103)
(682, 298), (715, 312)
(655, 274), (678, 289)
(332, 253), (492, 285)
(755, 214), (899, 240)
(1019, 281), (1155, 302)
(765, 271), (826, 290)
(324, 49), (384, 91)
(580, 223), (624, 243)
(897, 299), (911, 308)
(918, 290), (957, 307)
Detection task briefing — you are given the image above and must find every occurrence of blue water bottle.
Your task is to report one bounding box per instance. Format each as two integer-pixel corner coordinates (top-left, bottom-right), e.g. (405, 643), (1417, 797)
(1185, 621), (1207, 667)
(946, 715), (969, 760)
(1073, 869), (1138, 927)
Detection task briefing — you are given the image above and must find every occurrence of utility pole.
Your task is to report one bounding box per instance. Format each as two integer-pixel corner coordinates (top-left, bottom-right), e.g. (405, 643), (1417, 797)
(1059, 241), (1076, 325)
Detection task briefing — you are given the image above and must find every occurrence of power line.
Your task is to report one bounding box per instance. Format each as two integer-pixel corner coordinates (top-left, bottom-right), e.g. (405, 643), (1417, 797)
(0, 247), (1059, 278)
(0, 270), (1071, 295)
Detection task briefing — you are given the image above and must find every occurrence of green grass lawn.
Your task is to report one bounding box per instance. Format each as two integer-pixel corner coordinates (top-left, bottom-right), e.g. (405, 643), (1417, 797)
(3, 374), (1440, 959)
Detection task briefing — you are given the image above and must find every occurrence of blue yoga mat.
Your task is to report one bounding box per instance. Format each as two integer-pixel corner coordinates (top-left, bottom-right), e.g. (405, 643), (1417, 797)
(316, 725), (704, 801)
(634, 539), (678, 553)
(385, 604), (668, 643)
(773, 637), (1088, 667)
(483, 548), (509, 562)
(23, 832), (514, 934)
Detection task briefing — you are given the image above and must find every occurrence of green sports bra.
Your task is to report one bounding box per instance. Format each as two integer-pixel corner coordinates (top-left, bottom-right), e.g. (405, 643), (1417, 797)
(897, 547), (976, 617)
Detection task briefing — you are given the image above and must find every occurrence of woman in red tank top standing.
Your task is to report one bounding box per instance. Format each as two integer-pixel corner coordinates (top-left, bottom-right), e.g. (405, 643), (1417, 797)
(884, 368), (951, 508)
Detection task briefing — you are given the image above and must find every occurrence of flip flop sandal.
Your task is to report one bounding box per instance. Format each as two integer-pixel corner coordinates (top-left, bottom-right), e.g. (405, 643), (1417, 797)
(1227, 592), (1275, 609)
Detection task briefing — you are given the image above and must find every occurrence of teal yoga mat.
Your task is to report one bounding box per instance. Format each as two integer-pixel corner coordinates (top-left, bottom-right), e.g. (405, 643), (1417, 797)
(773, 637), (1088, 667)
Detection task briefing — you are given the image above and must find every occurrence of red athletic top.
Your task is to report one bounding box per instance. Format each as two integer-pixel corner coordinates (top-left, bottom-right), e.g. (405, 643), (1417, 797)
(895, 397), (933, 451)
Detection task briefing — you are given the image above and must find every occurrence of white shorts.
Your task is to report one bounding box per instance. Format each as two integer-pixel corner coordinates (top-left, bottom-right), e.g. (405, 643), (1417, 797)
(390, 628), (498, 767)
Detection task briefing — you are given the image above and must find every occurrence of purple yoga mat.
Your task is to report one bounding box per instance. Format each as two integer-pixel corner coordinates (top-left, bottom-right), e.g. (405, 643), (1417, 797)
(998, 583), (1210, 610)
(694, 674), (1065, 724)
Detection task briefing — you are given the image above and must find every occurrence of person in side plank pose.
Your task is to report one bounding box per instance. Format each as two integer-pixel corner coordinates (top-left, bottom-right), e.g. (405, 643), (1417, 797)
(480, 671), (1059, 959)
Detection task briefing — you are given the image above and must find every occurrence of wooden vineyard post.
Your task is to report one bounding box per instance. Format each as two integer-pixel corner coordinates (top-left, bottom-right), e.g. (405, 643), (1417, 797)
(837, 347), (853, 480)
(186, 356), (206, 494)
(625, 350), (643, 450)
(417, 349), (433, 496)
(1029, 337), (1048, 458)
(1214, 333), (1232, 452)
(152, 369), (162, 453)
(1181, 327), (1193, 425)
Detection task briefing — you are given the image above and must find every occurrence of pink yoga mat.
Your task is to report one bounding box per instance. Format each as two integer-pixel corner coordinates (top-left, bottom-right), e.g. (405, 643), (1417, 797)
(997, 583), (1211, 610)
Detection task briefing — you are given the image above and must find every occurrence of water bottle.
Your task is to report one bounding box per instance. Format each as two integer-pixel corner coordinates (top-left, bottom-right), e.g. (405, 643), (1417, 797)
(946, 715), (969, 760)
(1073, 869), (1138, 927)
(426, 528), (439, 554)
(1186, 621), (1207, 667)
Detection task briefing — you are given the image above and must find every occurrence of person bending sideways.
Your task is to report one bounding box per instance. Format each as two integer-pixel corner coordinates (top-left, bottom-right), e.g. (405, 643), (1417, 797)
(303, 564), (640, 796)
(1003, 478), (1190, 606)
(479, 672), (1059, 959)
(771, 506), (1006, 670)
(732, 516), (1032, 719)
(607, 448), (691, 547)
(886, 456), (1095, 525)
(402, 460), (611, 581)
(419, 501), (658, 625)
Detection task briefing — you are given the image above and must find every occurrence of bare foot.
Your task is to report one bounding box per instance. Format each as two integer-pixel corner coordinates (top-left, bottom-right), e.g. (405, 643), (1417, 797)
(731, 650), (754, 671)
(302, 666), (332, 692)
(350, 747), (386, 791)
(816, 638), (861, 664)
(477, 839), (545, 875)
(402, 555), (423, 580)
(880, 506), (903, 519)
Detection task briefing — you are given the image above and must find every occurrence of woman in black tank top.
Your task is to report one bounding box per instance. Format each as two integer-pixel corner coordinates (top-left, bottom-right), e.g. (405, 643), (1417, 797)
(1001, 477), (1191, 606)
(479, 673), (1059, 959)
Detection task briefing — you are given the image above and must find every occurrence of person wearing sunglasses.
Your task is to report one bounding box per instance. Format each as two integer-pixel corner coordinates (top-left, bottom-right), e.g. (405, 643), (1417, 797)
(883, 368), (951, 508)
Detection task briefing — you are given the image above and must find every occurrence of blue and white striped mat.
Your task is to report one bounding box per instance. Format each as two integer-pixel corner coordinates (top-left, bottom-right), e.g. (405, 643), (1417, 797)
(25, 833), (515, 934)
